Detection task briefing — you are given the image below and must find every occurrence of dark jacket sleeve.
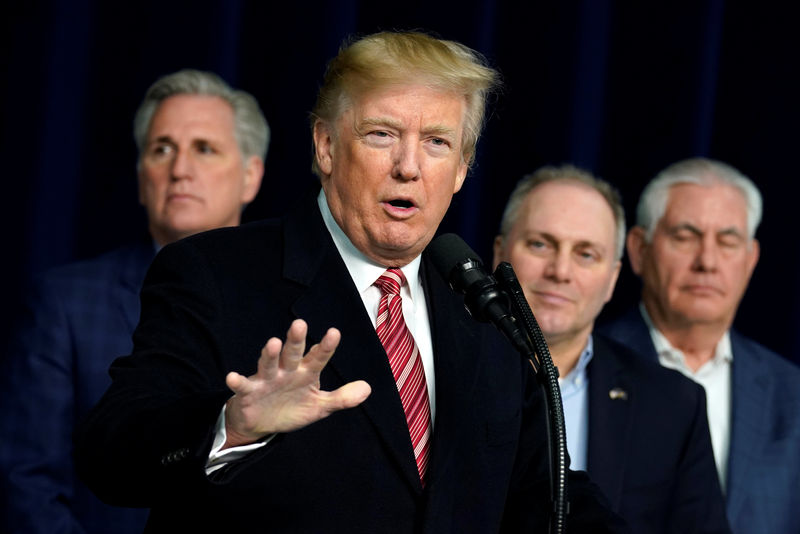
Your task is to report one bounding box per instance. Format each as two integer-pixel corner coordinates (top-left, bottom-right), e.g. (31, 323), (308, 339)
(74, 240), (233, 508)
(1, 277), (88, 533)
(666, 384), (730, 533)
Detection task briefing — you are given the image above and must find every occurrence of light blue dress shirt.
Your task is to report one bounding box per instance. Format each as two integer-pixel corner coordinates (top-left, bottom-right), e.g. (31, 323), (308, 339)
(559, 336), (594, 472)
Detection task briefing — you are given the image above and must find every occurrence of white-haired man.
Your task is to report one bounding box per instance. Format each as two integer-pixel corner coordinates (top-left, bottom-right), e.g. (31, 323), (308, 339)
(600, 157), (800, 534)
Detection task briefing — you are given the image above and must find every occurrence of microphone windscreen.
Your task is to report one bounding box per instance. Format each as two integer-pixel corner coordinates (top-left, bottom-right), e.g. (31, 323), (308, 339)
(427, 233), (484, 283)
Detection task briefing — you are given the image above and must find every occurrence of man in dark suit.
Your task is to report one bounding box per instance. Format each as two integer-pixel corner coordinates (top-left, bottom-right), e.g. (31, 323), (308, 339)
(0, 69), (268, 534)
(74, 32), (624, 532)
(493, 165), (729, 533)
(599, 158), (800, 534)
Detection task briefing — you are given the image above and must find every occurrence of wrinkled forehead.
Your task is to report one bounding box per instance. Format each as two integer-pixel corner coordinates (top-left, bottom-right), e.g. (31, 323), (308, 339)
(340, 80), (466, 116)
(522, 182), (618, 242)
(148, 94), (236, 139)
(662, 182), (749, 230)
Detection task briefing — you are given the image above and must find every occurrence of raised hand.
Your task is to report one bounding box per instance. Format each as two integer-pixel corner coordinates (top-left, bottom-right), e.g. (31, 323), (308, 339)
(223, 319), (371, 448)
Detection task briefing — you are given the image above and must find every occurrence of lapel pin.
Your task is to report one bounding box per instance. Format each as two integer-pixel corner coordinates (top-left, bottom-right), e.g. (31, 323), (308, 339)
(609, 388), (628, 401)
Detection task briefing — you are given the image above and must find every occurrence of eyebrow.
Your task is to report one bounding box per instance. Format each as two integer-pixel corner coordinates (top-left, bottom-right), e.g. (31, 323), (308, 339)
(669, 223), (745, 239)
(150, 135), (176, 145)
(359, 117), (402, 130)
(669, 223), (703, 236)
(717, 227), (745, 239)
(531, 231), (607, 253)
(148, 135), (218, 147)
(358, 117), (458, 139)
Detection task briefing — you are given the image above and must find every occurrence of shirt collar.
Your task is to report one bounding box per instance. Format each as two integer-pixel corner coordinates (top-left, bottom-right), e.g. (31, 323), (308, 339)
(559, 335), (594, 389)
(317, 189), (422, 299)
(639, 302), (733, 367)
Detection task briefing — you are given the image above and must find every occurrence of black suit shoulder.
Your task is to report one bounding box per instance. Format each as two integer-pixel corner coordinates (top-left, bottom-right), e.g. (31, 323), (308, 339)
(593, 333), (706, 403)
(34, 240), (154, 287)
(162, 218), (284, 271)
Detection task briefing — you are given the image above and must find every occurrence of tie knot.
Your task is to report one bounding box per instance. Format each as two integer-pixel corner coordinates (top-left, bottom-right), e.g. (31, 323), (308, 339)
(375, 268), (406, 296)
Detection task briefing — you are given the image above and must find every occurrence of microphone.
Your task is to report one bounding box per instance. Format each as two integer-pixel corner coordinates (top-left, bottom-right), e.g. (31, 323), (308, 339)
(429, 234), (568, 533)
(427, 233), (533, 356)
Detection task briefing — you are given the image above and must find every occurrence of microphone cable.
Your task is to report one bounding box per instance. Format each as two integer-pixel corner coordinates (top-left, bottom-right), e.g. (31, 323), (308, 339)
(494, 261), (568, 534)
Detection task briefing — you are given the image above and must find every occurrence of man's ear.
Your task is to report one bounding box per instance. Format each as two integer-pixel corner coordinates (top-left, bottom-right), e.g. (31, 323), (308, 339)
(745, 238), (760, 282)
(626, 227), (648, 276)
(241, 156), (264, 204)
(453, 154), (470, 194)
(604, 260), (622, 303)
(313, 121), (334, 176)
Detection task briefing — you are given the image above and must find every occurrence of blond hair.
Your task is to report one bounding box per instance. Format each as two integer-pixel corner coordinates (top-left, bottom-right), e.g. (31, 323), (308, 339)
(310, 31), (499, 177)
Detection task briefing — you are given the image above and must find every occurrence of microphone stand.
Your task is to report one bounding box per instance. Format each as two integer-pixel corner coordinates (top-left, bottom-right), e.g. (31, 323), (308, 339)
(494, 262), (568, 534)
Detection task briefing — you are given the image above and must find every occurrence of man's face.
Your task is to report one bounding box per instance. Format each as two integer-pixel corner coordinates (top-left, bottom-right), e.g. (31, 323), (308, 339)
(313, 84), (468, 266)
(138, 94), (263, 246)
(493, 181), (621, 347)
(628, 182), (760, 330)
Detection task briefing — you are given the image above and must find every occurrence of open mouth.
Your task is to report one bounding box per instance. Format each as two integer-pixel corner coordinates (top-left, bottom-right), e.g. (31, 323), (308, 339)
(388, 199), (414, 209)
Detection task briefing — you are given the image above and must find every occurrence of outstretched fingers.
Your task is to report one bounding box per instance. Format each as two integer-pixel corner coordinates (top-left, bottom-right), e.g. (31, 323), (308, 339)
(279, 319), (308, 372)
(302, 327), (342, 374)
(223, 320), (370, 445)
(255, 336), (283, 379)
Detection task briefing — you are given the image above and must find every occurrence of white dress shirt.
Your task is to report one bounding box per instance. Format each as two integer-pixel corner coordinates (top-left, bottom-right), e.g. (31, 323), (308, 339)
(206, 190), (437, 473)
(640, 304), (732, 489)
(318, 190), (436, 420)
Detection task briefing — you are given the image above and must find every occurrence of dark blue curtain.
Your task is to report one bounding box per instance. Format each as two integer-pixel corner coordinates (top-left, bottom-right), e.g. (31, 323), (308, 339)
(2, 1), (798, 364)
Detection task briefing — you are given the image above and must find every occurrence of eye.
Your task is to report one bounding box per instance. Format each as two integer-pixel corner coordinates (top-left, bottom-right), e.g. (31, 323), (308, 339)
(425, 136), (454, 155)
(150, 144), (173, 158)
(525, 239), (549, 254)
(719, 234), (744, 248)
(575, 249), (599, 265)
(195, 141), (216, 154)
(365, 130), (394, 146)
(669, 228), (702, 248)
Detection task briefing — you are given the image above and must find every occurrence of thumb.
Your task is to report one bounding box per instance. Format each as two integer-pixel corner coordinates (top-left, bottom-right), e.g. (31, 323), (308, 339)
(324, 380), (371, 412)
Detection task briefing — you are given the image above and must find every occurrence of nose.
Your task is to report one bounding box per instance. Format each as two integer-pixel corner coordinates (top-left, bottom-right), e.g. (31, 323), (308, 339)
(170, 148), (193, 181)
(692, 236), (718, 272)
(544, 249), (571, 283)
(392, 139), (421, 181)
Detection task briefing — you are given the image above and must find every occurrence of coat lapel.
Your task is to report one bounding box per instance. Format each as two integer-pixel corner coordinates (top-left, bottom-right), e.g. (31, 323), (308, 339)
(587, 336), (634, 511)
(419, 256), (483, 490)
(600, 307), (659, 364)
(283, 195), (424, 492)
(725, 332), (771, 522)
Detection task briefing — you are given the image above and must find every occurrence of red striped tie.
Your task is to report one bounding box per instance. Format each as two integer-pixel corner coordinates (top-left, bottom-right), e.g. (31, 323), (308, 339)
(374, 268), (432, 486)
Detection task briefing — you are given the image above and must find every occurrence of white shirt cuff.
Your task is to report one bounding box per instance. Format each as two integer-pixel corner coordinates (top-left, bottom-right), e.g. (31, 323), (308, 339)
(205, 404), (274, 475)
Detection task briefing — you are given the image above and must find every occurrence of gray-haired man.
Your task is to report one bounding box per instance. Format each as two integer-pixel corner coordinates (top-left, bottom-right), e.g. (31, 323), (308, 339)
(0, 69), (268, 534)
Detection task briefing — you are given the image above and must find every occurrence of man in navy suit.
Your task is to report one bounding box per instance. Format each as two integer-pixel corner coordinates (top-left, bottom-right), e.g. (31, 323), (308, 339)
(493, 165), (729, 533)
(74, 32), (625, 532)
(0, 69), (268, 534)
(600, 158), (800, 533)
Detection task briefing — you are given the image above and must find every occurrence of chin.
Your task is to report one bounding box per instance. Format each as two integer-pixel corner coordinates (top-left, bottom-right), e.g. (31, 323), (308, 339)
(675, 307), (728, 325)
(377, 232), (427, 254)
(536, 318), (568, 337)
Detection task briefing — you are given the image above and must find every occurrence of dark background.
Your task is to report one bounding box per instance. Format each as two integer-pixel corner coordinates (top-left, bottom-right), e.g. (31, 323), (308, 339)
(3, 1), (798, 365)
